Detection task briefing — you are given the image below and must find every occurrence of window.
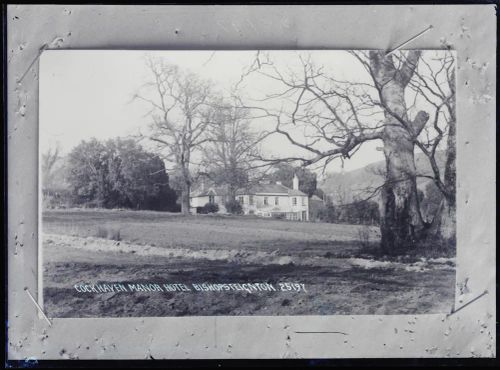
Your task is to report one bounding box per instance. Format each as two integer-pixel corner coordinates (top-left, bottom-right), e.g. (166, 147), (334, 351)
(275, 197), (279, 205)
(238, 196), (244, 204)
(209, 195), (215, 204)
(249, 195), (254, 205)
(292, 197), (297, 205)
(302, 197), (306, 206)
(264, 197), (268, 205)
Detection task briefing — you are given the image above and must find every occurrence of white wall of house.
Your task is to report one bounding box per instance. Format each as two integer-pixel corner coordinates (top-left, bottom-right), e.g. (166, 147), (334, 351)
(238, 193), (309, 220)
(190, 194), (227, 213)
(190, 175), (309, 220)
(191, 195), (210, 208)
(290, 195), (309, 221)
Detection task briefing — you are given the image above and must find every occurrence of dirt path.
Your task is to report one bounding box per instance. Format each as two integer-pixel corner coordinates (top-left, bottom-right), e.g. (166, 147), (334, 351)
(43, 233), (456, 317)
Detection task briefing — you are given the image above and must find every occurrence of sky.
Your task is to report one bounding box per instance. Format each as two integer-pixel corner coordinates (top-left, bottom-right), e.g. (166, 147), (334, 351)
(40, 50), (392, 178)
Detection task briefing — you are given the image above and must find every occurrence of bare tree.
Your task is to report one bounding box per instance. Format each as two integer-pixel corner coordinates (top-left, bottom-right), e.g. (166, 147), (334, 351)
(200, 99), (261, 200)
(240, 50), (454, 253)
(135, 57), (216, 214)
(408, 51), (456, 240)
(354, 50), (430, 252)
(327, 51), (456, 243)
(42, 142), (61, 193)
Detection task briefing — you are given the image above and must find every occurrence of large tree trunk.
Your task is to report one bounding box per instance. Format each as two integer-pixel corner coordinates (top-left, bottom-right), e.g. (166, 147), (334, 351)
(369, 51), (428, 253)
(180, 188), (190, 215)
(429, 197), (455, 244)
(380, 123), (424, 253)
(228, 185), (237, 202)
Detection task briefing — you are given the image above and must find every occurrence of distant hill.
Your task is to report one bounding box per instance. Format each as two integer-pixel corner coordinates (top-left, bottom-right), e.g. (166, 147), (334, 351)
(319, 152), (446, 204)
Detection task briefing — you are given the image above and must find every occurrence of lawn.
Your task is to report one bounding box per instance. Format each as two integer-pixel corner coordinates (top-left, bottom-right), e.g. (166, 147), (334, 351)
(42, 209), (456, 317)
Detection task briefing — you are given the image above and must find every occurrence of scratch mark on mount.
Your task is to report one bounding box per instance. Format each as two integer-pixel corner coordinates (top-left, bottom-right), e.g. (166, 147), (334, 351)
(17, 44), (48, 83)
(386, 25), (433, 56)
(447, 289), (489, 317)
(17, 37), (66, 83)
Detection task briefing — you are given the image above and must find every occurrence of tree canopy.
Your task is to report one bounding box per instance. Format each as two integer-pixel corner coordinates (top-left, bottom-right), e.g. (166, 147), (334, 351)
(67, 138), (178, 211)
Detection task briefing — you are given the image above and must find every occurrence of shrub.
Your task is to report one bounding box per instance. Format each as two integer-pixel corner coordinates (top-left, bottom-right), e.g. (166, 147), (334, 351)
(337, 200), (379, 225)
(202, 202), (219, 214)
(225, 199), (243, 214)
(317, 202), (337, 223)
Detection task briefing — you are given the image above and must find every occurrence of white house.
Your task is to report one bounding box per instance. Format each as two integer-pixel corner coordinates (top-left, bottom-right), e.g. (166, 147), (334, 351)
(190, 174), (309, 221)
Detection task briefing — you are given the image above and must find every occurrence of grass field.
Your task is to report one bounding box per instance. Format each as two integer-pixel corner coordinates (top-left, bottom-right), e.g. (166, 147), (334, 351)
(42, 209), (456, 317)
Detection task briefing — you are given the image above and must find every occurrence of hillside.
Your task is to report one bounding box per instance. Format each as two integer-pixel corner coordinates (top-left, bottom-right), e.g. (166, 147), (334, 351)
(319, 152), (446, 204)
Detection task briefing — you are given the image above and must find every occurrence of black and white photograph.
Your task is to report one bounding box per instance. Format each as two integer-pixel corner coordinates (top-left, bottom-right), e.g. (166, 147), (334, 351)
(40, 49), (457, 318)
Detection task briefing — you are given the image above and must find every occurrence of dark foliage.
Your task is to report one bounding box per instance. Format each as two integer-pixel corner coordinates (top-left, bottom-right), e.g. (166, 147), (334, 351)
(339, 199), (380, 225)
(317, 200), (379, 225)
(66, 138), (178, 211)
(200, 202), (219, 214)
(225, 199), (243, 215)
(316, 202), (337, 223)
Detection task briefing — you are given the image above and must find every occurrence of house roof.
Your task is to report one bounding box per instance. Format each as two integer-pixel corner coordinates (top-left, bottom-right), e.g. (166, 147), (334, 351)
(190, 181), (308, 198)
(236, 183), (307, 196)
(288, 189), (307, 196)
(191, 185), (227, 197)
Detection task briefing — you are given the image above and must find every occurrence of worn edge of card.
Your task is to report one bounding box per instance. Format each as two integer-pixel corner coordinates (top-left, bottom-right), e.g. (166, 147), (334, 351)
(6, 4), (496, 360)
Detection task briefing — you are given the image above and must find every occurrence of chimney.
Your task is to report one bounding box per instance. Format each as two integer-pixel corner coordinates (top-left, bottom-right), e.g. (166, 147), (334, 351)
(200, 178), (205, 192)
(293, 174), (299, 190)
(276, 181), (282, 185)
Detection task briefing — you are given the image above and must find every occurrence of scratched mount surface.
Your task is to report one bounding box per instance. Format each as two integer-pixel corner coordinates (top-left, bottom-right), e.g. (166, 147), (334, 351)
(7, 4), (496, 359)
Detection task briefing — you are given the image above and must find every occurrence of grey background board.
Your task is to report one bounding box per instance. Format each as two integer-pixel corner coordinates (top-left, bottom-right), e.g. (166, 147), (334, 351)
(7, 4), (496, 359)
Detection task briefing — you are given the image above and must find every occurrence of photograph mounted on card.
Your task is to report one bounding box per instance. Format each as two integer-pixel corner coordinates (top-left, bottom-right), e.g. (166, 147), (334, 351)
(39, 49), (456, 318)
